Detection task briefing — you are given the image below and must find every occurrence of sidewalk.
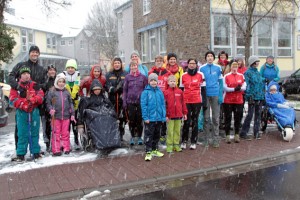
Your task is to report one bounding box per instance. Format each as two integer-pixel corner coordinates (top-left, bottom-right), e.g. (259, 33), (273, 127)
(1, 129), (300, 200)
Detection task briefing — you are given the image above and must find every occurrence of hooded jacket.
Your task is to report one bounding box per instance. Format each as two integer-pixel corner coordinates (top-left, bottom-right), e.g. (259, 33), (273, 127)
(259, 62), (280, 82)
(148, 66), (172, 92)
(244, 66), (265, 101)
(79, 65), (106, 97)
(199, 63), (223, 97)
(63, 70), (80, 109)
(164, 87), (188, 119)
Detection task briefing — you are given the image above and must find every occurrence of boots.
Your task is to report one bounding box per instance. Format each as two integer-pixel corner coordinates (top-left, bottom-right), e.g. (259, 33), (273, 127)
(226, 135), (231, 144)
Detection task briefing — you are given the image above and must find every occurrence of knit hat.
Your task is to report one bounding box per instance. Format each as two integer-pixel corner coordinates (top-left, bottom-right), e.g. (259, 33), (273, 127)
(205, 51), (215, 60)
(266, 55), (274, 60)
(270, 84), (277, 91)
(54, 73), (66, 89)
(29, 45), (40, 54)
(131, 50), (140, 58)
(167, 52), (177, 60)
(47, 64), (57, 71)
(235, 54), (244, 61)
(248, 55), (260, 66)
(65, 59), (78, 70)
(19, 67), (31, 76)
(148, 73), (158, 82)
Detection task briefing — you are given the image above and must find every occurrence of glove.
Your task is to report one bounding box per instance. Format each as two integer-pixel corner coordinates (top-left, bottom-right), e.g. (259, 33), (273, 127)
(49, 109), (55, 116)
(277, 104), (290, 109)
(18, 87), (27, 98)
(234, 85), (241, 91)
(71, 115), (77, 123)
(109, 86), (115, 94)
(33, 84), (40, 90)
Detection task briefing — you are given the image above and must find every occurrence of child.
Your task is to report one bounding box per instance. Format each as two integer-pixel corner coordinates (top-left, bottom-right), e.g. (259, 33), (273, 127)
(141, 73), (166, 161)
(164, 75), (187, 153)
(63, 59), (81, 150)
(10, 67), (44, 161)
(47, 73), (75, 156)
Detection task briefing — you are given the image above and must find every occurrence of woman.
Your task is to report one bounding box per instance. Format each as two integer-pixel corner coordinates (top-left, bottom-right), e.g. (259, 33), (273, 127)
(106, 57), (128, 141)
(125, 51), (148, 77)
(123, 61), (148, 145)
(223, 62), (246, 143)
(166, 52), (184, 87)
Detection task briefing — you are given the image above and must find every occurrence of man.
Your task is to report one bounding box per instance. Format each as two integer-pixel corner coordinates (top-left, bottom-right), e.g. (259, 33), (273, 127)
(8, 45), (47, 151)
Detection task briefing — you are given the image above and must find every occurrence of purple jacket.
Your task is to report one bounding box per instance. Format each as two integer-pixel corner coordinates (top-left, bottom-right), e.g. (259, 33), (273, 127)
(123, 73), (148, 108)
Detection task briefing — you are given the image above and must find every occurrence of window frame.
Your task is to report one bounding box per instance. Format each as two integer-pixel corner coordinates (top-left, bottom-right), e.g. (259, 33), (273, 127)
(143, 0), (151, 15)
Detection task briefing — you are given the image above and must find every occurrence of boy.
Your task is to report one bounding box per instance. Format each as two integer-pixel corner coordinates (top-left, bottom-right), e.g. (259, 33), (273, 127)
(63, 59), (81, 150)
(164, 75), (187, 153)
(10, 67), (44, 161)
(141, 73), (166, 161)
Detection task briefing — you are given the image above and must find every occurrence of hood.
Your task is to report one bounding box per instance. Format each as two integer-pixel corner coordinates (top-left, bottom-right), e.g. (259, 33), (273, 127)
(90, 65), (102, 79)
(90, 79), (103, 92)
(54, 73), (66, 89)
(267, 80), (279, 93)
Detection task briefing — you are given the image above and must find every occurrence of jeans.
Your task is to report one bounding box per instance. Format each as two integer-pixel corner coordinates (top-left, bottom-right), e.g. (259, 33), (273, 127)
(240, 101), (263, 137)
(203, 96), (220, 142)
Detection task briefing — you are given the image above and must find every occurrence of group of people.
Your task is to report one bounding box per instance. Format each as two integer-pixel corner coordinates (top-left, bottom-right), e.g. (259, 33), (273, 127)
(8, 44), (293, 162)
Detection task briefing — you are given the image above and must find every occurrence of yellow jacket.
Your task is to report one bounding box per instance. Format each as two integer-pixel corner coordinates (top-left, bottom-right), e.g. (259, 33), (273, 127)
(63, 71), (80, 110)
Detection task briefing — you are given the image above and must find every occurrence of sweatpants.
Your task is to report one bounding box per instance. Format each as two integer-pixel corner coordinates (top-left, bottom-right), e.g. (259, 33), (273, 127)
(16, 108), (41, 156)
(167, 119), (181, 147)
(223, 103), (244, 135)
(240, 101), (263, 137)
(144, 122), (162, 152)
(182, 103), (201, 144)
(203, 96), (220, 142)
(127, 104), (143, 138)
(52, 119), (70, 154)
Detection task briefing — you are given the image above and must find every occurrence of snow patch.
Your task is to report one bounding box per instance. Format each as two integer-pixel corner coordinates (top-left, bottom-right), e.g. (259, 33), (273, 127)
(81, 190), (102, 199)
(108, 148), (129, 156)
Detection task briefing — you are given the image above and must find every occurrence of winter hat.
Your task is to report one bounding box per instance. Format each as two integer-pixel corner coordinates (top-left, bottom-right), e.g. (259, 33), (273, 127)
(29, 45), (40, 54)
(19, 67), (31, 76)
(248, 55), (260, 66)
(47, 64), (57, 71)
(131, 50), (140, 58)
(266, 55), (274, 60)
(148, 73), (158, 82)
(167, 52), (177, 61)
(91, 79), (103, 91)
(65, 59), (78, 70)
(270, 84), (277, 91)
(54, 73), (66, 89)
(235, 54), (244, 61)
(205, 51), (215, 60)
(167, 75), (176, 82)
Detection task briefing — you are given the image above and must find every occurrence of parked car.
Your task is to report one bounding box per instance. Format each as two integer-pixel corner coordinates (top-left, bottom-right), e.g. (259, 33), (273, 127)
(0, 86), (8, 127)
(0, 82), (10, 109)
(279, 68), (300, 97)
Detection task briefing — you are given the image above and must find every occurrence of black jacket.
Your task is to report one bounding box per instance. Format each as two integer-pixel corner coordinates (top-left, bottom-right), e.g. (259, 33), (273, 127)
(105, 70), (128, 105)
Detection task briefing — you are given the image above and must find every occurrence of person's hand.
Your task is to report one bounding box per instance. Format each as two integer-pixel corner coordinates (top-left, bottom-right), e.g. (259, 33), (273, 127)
(71, 115), (76, 123)
(18, 87), (27, 98)
(144, 120), (150, 124)
(234, 85), (241, 91)
(109, 86), (115, 94)
(49, 109), (55, 116)
(183, 115), (187, 120)
(166, 117), (169, 122)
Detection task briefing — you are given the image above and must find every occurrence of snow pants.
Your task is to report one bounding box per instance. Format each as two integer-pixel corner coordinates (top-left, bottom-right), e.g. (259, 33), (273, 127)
(16, 108), (41, 156)
(52, 119), (70, 153)
(167, 119), (181, 148)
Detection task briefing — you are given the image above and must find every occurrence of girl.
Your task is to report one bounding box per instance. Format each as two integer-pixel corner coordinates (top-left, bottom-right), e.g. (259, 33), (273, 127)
(166, 52), (184, 87)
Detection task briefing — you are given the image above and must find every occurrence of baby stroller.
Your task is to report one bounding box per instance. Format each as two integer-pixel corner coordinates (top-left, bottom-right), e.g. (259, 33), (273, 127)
(261, 81), (296, 142)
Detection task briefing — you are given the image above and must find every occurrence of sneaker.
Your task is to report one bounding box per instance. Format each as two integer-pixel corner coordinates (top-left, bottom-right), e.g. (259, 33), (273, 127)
(145, 152), (152, 161)
(130, 137), (135, 145)
(226, 135), (231, 144)
(190, 144), (196, 150)
(166, 146), (173, 153)
(240, 135), (252, 141)
(151, 150), (164, 157)
(173, 145), (182, 152)
(74, 143), (81, 150)
(160, 137), (166, 145)
(255, 134), (261, 140)
(12, 155), (25, 162)
(34, 153), (42, 159)
(137, 137), (143, 145)
(53, 152), (62, 157)
(213, 140), (220, 148)
(64, 151), (70, 155)
(234, 134), (240, 143)
(181, 142), (187, 149)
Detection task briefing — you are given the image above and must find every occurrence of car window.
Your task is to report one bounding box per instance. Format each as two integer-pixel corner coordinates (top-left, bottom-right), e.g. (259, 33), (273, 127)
(294, 69), (300, 77)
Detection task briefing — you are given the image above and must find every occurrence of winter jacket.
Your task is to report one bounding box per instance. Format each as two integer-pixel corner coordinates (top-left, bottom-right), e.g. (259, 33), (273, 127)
(260, 63), (280, 82)
(79, 65), (106, 97)
(63, 71), (80, 109)
(164, 87), (188, 119)
(46, 88), (74, 120)
(244, 66), (265, 101)
(140, 85), (166, 122)
(10, 80), (44, 112)
(148, 66), (171, 92)
(122, 73), (148, 108)
(265, 81), (285, 108)
(8, 59), (47, 90)
(106, 69), (128, 105)
(238, 66), (247, 74)
(125, 64), (149, 77)
(166, 64), (184, 87)
(199, 63), (223, 97)
(223, 72), (246, 104)
(180, 71), (204, 103)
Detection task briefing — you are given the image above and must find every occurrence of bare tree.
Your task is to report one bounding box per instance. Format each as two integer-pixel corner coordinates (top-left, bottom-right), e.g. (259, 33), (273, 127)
(85, 0), (121, 59)
(217, 0), (298, 64)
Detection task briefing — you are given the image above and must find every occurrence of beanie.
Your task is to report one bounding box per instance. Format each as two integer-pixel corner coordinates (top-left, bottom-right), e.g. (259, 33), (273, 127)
(248, 55), (260, 67)
(167, 52), (177, 61)
(29, 45), (40, 54)
(65, 59), (78, 70)
(266, 55), (274, 60)
(205, 51), (215, 60)
(47, 64), (57, 71)
(148, 73), (158, 82)
(19, 67), (31, 76)
(131, 50), (140, 58)
(54, 73), (66, 89)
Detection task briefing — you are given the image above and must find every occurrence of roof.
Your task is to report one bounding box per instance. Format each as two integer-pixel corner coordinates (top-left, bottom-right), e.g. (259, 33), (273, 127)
(114, 0), (132, 13)
(39, 54), (71, 60)
(61, 27), (83, 38)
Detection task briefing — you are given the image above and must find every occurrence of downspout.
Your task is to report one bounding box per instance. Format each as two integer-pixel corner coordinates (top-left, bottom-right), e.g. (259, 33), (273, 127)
(209, 0), (213, 50)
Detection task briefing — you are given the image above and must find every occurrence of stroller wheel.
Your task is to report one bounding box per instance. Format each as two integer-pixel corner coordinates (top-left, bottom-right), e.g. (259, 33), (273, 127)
(282, 128), (293, 142)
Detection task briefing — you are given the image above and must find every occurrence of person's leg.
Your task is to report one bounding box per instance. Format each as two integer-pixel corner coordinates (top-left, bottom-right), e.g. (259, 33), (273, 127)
(31, 108), (41, 154)
(166, 120), (175, 152)
(190, 103), (201, 145)
(234, 104), (244, 134)
(72, 110), (78, 145)
(152, 122), (162, 151)
(210, 96), (220, 145)
(173, 119), (182, 151)
(182, 103), (192, 144)
(14, 114), (18, 150)
(52, 119), (62, 154)
(253, 101), (263, 138)
(61, 119), (71, 152)
(16, 110), (28, 156)
(203, 96), (212, 145)
(127, 104), (136, 138)
(136, 105), (143, 138)
(144, 122), (154, 153)
(240, 102), (255, 139)
(223, 103), (233, 142)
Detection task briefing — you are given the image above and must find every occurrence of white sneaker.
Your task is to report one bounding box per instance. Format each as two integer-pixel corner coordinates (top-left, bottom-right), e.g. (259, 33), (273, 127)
(181, 143), (187, 149)
(190, 144), (196, 150)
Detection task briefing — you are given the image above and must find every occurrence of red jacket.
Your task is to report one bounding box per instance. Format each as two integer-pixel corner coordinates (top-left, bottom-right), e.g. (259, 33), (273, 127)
(223, 72), (246, 104)
(148, 67), (171, 92)
(180, 72), (204, 103)
(164, 87), (187, 119)
(79, 65), (106, 96)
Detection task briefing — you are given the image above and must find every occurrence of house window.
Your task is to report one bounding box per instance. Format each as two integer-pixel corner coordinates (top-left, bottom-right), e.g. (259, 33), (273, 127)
(52, 35), (56, 49)
(213, 15), (231, 56)
(159, 26), (167, 56)
(69, 40), (73, 45)
(257, 19), (273, 56)
(119, 50), (125, 63)
(47, 34), (57, 49)
(236, 17), (253, 55)
(149, 29), (156, 61)
(278, 20), (292, 56)
(141, 32), (148, 62)
(21, 29), (34, 52)
(80, 40), (84, 49)
(143, 0), (151, 15)
(61, 40), (65, 46)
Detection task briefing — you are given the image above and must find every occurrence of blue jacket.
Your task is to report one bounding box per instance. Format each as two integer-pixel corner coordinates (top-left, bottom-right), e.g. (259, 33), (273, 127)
(244, 66), (265, 101)
(260, 63), (280, 82)
(140, 85), (166, 122)
(199, 63), (223, 97)
(125, 64), (149, 77)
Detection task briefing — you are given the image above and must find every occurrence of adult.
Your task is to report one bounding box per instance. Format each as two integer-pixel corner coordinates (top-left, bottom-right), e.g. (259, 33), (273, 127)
(165, 52), (184, 87)
(79, 65), (106, 97)
(223, 62), (246, 143)
(240, 56), (265, 140)
(235, 55), (247, 75)
(180, 58), (204, 150)
(199, 51), (223, 148)
(105, 57), (128, 141)
(260, 55), (280, 83)
(8, 45), (47, 151)
(217, 50), (229, 75)
(124, 50), (148, 77)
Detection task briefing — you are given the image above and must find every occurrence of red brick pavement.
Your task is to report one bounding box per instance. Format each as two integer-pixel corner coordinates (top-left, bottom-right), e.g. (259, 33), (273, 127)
(1, 131), (300, 200)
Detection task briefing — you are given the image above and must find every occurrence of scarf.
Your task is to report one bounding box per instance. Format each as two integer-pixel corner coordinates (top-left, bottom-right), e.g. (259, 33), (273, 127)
(167, 64), (179, 74)
(218, 59), (229, 67)
(187, 68), (197, 76)
(130, 69), (140, 77)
